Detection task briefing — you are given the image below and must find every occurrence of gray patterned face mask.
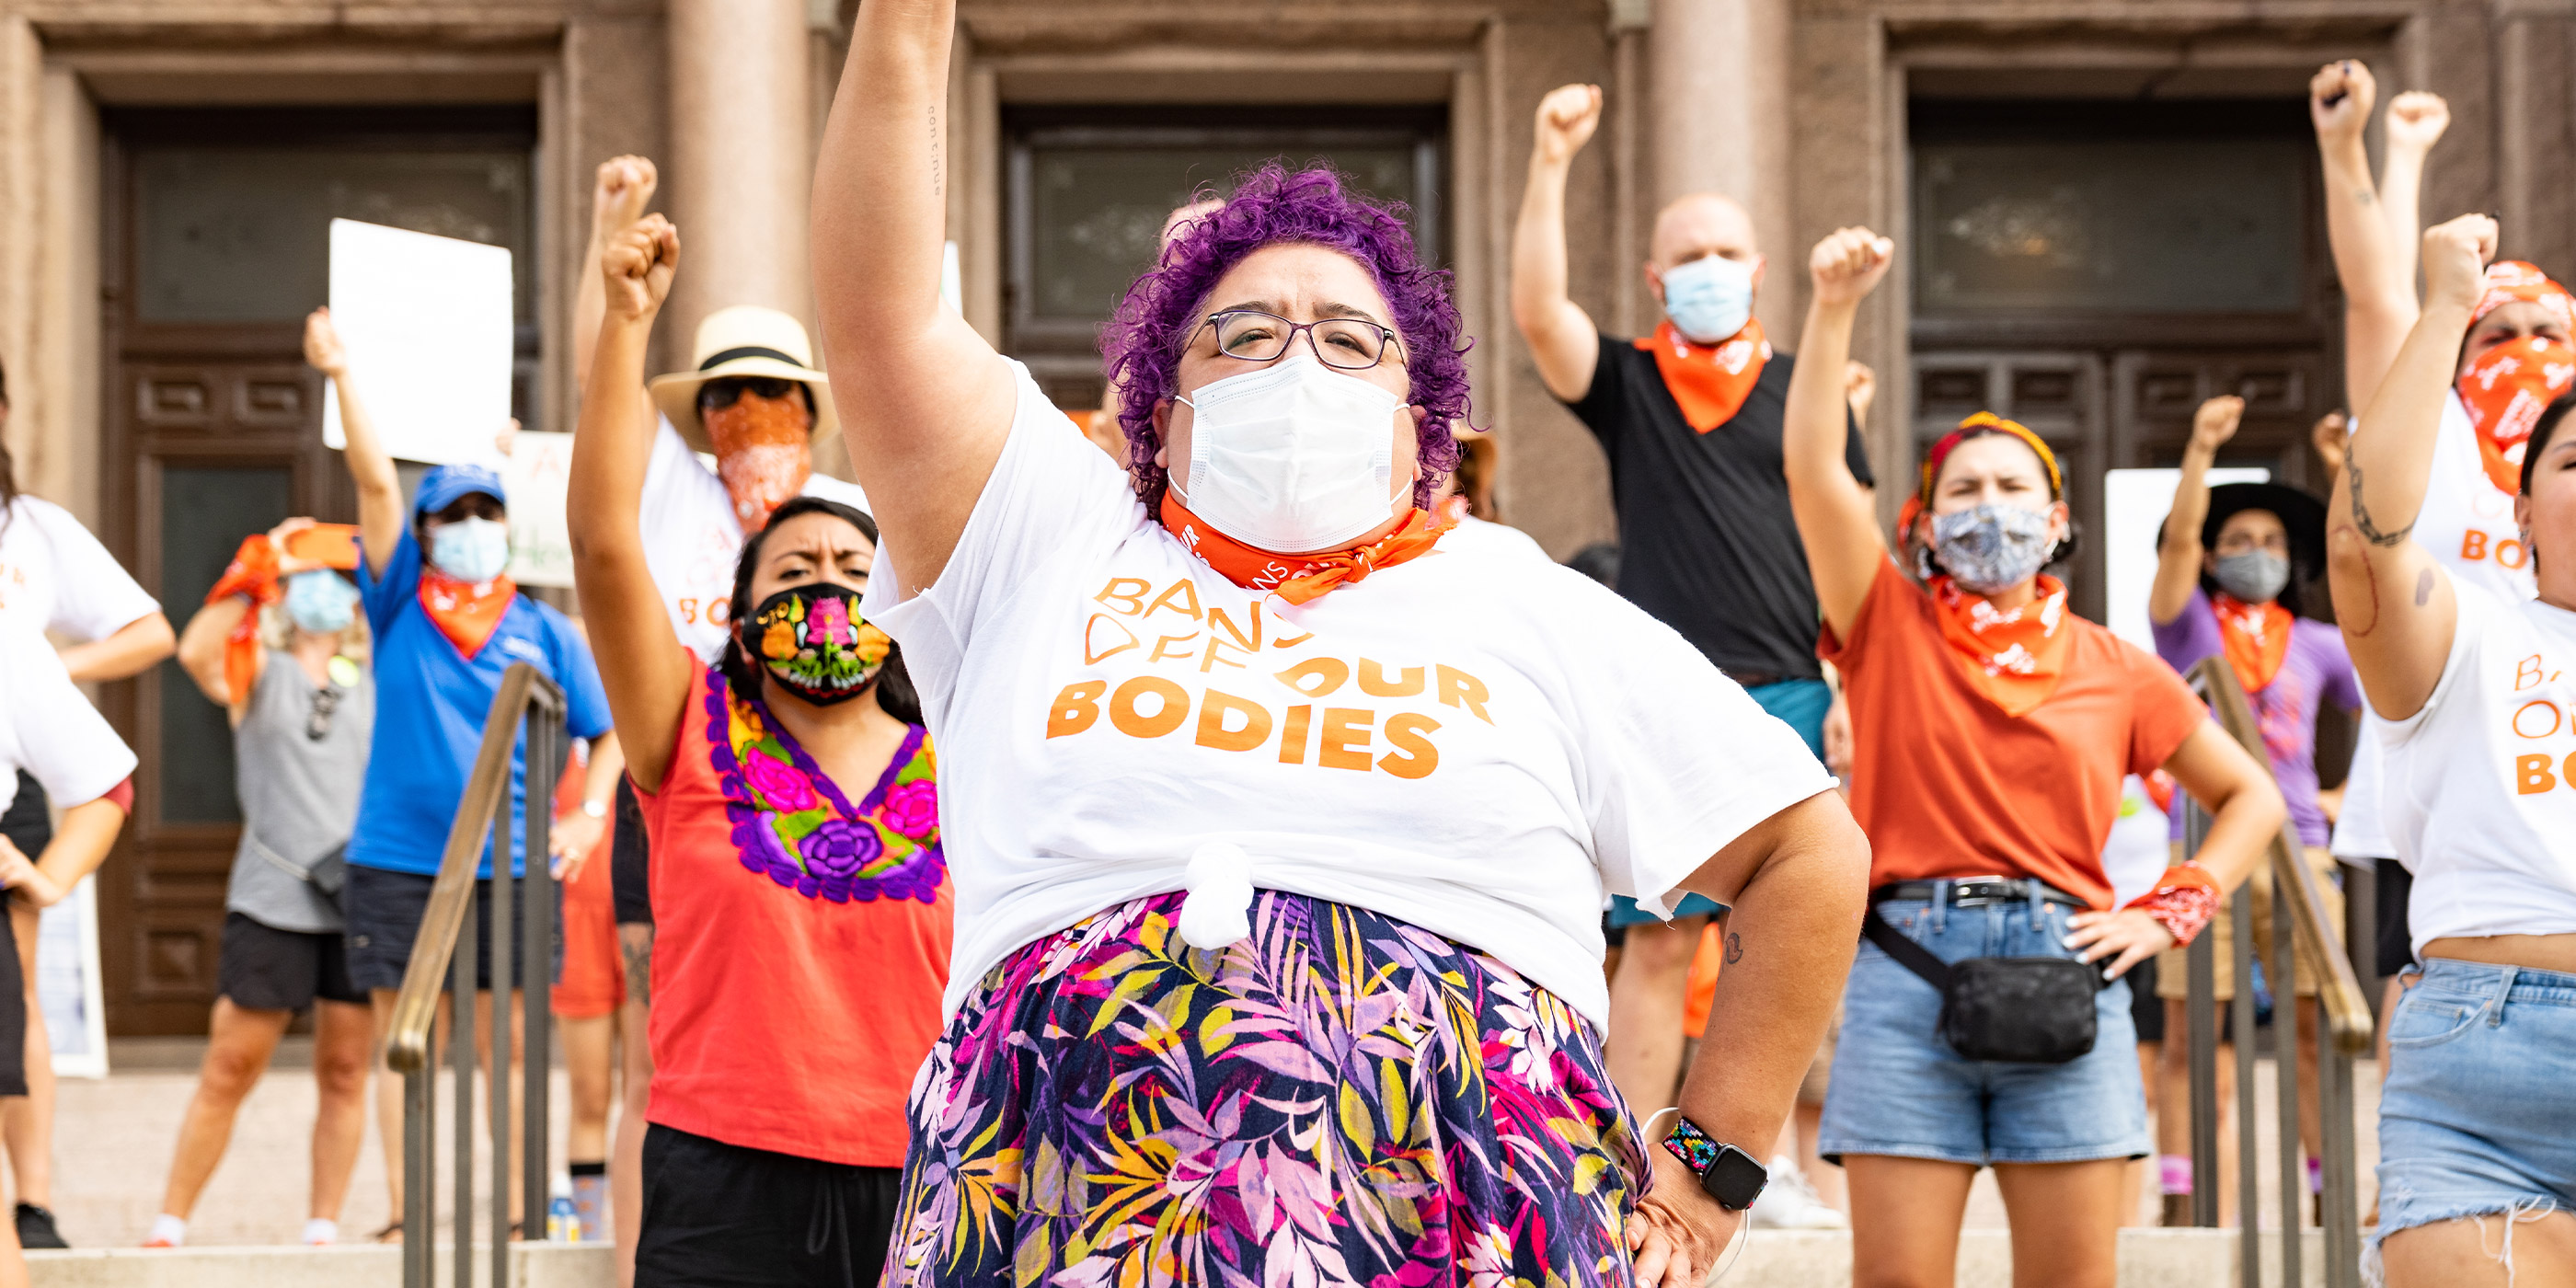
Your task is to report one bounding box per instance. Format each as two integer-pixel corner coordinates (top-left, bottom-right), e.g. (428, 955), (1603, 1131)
(1929, 503), (2056, 594)
(2211, 550), (2290, 604)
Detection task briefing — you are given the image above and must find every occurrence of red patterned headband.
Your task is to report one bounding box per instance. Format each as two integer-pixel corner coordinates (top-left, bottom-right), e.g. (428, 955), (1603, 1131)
(1916, 412), (2064, 507)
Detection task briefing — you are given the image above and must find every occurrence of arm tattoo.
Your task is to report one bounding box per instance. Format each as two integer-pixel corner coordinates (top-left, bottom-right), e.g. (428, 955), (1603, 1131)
(928, 106), (943, 201)
(1723, 932), (1743, 965)
(2348, 456), (2413, 546)
(620, 930), (653, 1006)
(2353, 188), (2377, 206)
(2415, 568), (2435, 605)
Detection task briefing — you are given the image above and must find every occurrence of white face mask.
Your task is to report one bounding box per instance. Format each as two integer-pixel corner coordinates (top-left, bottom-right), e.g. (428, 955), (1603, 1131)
(1175, 356), (1409, 554)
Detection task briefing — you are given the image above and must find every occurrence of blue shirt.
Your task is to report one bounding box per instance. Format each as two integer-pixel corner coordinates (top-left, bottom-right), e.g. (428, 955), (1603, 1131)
(349, 529), (613, 879)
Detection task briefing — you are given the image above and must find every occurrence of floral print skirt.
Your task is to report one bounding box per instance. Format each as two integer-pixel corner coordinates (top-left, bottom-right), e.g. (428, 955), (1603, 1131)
(886, 891), (1648, 1288)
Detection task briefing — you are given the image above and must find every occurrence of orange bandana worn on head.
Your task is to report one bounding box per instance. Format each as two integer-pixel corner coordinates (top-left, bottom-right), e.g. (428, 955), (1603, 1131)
(204, 535), (283, 704)
(1158, 493), (1453, 605)
(1928, 574), (2074, 717)
(704, 389), (814, 531)
(1637, 320), (1771, 432)
(2211, 592), (2294, 695)
(419, 569), (517, 659)
(2462, 262), (2576, 494)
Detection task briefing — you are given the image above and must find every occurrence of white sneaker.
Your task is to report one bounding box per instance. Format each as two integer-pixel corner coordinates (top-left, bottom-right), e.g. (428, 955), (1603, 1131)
(1747, 1155), (1846, 1230)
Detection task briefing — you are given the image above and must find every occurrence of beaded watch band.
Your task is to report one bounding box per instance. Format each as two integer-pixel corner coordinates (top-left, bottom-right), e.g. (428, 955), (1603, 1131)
(1658, 1116), (1769, 1211)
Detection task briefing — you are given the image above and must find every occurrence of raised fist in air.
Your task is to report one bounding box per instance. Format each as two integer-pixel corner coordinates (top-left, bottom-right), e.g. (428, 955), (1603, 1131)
(2384, 92), (2451, 156)
(2421, 213), (2499, 314)
(2309, 60), (2377, 145)
(604, 213), (680, 323)
(592, 155), (660, 242)
(1809, 226), (1895, 307)
(1532, 84), (1604, 166)
(2191, 396), (2245, 454)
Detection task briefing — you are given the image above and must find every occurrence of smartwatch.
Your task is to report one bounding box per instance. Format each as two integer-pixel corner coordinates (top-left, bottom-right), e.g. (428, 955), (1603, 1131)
(581, 799), (609, 820)
(1659, 1117), (1769, 1211)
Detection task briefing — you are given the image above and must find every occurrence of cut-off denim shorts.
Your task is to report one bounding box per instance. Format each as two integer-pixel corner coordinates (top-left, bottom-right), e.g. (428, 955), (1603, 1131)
(2369, 959), (2576, 1278)
(1818, 886), (2151, 1167)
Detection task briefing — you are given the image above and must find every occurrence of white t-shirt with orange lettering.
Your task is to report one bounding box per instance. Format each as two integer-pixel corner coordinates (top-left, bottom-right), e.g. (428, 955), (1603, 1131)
(2381, 581), (2576, 952)
(866, 361), (1834, 1028)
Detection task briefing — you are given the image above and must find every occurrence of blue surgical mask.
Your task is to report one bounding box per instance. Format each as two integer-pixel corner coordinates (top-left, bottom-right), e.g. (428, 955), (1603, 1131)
(283, 569), (357, 635)
(1659, 254), (1757, 344)
(428, 516), (512, 584)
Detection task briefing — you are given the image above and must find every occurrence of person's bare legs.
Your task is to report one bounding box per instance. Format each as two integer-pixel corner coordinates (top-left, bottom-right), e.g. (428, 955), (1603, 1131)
(2156, 999), (2238, 1223)
(468, 990), (528, 1227)
(2128, 1037), (2159, 1225)
(0, 1143), (26, 1288)
(6, 900), (53, 1218)
(1601, 914), (1707, 1122)
(154, 999), (293, 1222)
(560, 1013), (615, 1166)
(368, 989), (406, 1234)
(1846, 1155), (1976, 1288)
(614, 925), (653, 1288)
(1769, 1103), (1844, 1211)
(1993, 1158), (2126, 1288)
(309, 999), (374, 1226)
(2381, 1210), (2576, 1286)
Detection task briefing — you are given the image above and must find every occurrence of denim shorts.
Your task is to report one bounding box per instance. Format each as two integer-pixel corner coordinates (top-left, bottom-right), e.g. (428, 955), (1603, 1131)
(1818, 891), (2150, 1167)
(2371, 960), (2576, 1262)
(1606, 678), (1828, 929)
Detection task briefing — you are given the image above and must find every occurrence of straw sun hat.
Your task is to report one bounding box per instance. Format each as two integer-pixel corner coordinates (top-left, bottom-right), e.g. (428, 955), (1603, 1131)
(648, 305), (840, 454)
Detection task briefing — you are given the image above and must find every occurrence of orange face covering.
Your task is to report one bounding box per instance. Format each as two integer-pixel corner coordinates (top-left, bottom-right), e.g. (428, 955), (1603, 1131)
(1636, 319), (1771, 432)
(1157, 493), (1452, 605)
(2210, 592), (2293, 695)
(419, 569), (516, 659)
(704, 388), (814, 531)
(2462, 262), (2576, 494)
(1926, 574), (2074, 718)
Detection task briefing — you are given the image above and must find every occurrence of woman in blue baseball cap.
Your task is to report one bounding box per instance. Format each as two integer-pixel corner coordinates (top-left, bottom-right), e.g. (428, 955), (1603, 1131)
(305, 307), (622, 1238)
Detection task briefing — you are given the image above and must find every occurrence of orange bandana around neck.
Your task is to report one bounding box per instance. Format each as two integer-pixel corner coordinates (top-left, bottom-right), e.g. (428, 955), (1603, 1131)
(2210, 592), (2294, 695)
(419, 569), (517, 659)
(1636, 319), (1771, 432)
(205, 535), (283, 704)
(1158, 493), (1453, 605)
(1927, 574), (2074, 718)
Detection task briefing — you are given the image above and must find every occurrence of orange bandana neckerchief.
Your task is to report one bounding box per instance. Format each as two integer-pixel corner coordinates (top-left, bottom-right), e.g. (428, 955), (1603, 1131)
(1636, 320), (1771, 432)
(204, 535), (284, 704)
(2211, 592), (2294, 696)
(1158, 493), (1454, 605)
(1927, 574), (2074, 718)
(419, 569), (517, 659)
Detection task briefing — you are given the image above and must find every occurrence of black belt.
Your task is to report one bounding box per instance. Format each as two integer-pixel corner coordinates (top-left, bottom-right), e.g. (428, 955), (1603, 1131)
(1871, 879), (2087, 910)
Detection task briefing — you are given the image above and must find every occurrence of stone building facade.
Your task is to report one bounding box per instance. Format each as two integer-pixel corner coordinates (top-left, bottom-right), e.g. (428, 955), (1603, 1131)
(0, 0), (2567, 1032)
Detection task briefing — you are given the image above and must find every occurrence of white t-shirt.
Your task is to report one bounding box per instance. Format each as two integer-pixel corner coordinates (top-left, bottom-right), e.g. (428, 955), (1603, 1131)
(0, 630), (138, 816)
(2332, 390), (2538, 862)
(2381, 581), (2576, 951)
(638, 417), (872, 661)
(1445, 513), (1550, 561)
(0, 496), (160, 643)
(865, 360), (1835, 1028)
(2101, 774), (2174, 909)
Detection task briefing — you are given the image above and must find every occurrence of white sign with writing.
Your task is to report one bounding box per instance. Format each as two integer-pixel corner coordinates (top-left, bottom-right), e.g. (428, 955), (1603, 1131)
(323, 219), (514, 467)
(503, 430), (576, 588)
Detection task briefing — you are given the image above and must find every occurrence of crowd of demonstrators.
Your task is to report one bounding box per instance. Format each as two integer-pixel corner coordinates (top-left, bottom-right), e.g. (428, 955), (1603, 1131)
(1783, 226), (2285, 1285)
(811, 11), (1874, 1288)
(1511, 83), (1875, 1228)
(572, 209), (949, 1287)
(0, 357), (173, 1252)
(305, 307), (620, 1239)
(2332, 212), (2576, 1288)
(2145, 395), (2361, 1225)
(144, 520), (374, 1249)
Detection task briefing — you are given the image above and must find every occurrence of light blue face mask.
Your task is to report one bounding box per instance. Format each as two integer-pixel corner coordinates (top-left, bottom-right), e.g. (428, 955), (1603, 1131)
(1659, 253), (1757, 345)
(282, 569), (358, 635)
(428, 516), (512, 584)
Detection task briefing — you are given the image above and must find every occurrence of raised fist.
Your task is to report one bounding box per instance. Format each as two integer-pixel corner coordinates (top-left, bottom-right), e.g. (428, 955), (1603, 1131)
(2421, 213), (2498, 313)
(1533, 84), (1603, 166)
(2385, 92), (2450, 155)
(604, 213), (680, 322)
(2310, 409), (2350, 477)
(2309, 60), (2376, 145)
(2191, 396), (2245, 453)
(1845, 360), (1879, 428)
(1809, 226), (1894, 307)
(303, 307), (348, 377)
(592, 155), (659, 241)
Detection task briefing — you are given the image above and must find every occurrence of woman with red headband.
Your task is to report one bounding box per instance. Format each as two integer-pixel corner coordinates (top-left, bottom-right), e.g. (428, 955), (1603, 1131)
(1781, 227), (2284, 1288)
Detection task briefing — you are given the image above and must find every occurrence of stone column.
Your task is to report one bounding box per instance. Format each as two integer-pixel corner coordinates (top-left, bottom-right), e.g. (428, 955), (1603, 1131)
(1650, 0), (1795, 335)
(664, 0), (814, 350)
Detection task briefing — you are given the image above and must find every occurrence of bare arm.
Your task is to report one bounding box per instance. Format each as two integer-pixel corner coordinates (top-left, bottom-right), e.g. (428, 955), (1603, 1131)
(2378, 92), (2450, 309)
(2310, 62), (2416, 412)
(572, 156), (658, 398)
(569, 216), (697, 794)
(175, 596), (254, 707)
(305, 308), (404, 576)
(1, 796), (127, 909)
(57, 612), (175, 684)
(2150, 396), (2243, 625)
(2328, 215), (2490, 719)
(811, 0), (1016, 590)
(548, 731), (624, 882)
(2064, 720), (2286, 978)
(1509, 84), (1605, 403)
(1782, 228), (1896, 639)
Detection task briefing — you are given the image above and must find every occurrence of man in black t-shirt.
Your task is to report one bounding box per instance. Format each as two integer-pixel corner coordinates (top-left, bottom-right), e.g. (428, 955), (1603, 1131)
(1512, 84), (1871, 1196)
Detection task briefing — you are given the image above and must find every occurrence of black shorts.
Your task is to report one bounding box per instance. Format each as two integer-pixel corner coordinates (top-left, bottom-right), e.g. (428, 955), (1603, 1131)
(611, 777), (652, 926)
(2376, 860), (2417, 979)
(2129, 954), (2164, 1043)
(1, 770), (51, 858)
(340, 865), (537, 995)
(638, 1123), (898, 1288)
(217, 913), (363, 1011)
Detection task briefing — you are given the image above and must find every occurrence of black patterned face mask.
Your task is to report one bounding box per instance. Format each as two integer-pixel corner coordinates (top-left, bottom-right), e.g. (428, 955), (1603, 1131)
(738, 584), (888, 707)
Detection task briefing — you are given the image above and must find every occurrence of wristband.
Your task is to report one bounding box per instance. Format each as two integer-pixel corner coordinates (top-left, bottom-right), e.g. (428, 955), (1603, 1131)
(2123, 861), (2220, 948)
(1658, 1116), (1769, 1211)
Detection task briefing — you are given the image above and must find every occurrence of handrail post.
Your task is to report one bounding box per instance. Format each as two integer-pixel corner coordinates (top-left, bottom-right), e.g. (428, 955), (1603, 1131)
(403, 1061), (431, 1285)
(2273, 859), (2302, 1283)
(2184, 799), (2222, 1229)
(489, 778), (514, 1287)
(523, 710), (560, 1246)
(2232, 882), (2260, 1286)
(452, 869), (477, 1288)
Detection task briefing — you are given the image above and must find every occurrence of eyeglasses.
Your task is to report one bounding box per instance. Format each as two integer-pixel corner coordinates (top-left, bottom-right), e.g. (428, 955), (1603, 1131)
(698, 376), (805, 411)
(306, 683), (342, 742)
(1191, 310), (1405, 372)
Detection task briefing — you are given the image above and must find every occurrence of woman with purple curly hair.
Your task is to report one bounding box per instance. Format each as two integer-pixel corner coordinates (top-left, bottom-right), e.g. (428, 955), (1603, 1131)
(810, 6), (1872, 1288)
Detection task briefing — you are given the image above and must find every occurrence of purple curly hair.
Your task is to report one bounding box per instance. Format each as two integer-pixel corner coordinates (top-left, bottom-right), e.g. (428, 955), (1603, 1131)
(1099, 163), (1472, 511)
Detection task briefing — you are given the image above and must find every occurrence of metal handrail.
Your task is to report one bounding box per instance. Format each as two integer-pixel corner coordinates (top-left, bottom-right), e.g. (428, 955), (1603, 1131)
(2181, 656), (2364, 1288)
(385, 662), (565, 1288)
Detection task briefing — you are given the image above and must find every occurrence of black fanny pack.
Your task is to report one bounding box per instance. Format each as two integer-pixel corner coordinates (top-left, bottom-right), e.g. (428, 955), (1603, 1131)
(1863, 903), (2105, 1064)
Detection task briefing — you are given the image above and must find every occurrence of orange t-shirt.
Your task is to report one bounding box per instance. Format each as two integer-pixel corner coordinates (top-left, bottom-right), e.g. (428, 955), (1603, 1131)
(1821, 560), (2207, 909)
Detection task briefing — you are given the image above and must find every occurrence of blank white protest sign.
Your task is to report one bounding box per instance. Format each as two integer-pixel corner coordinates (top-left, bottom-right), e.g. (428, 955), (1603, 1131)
(323, 218), (514, 466)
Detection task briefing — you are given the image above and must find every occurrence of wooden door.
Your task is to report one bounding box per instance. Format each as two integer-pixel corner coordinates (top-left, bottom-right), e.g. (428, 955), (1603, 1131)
(98, 107), (535, 1036)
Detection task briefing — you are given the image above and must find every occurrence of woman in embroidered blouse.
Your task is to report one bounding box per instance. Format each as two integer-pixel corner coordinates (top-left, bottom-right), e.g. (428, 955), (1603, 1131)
(1782, 227), (2284, 1288)
(570, 213), (948, 1288)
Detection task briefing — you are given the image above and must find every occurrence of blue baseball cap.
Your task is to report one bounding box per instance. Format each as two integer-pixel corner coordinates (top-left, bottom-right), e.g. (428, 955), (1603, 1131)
(415, 464), (509, 519)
